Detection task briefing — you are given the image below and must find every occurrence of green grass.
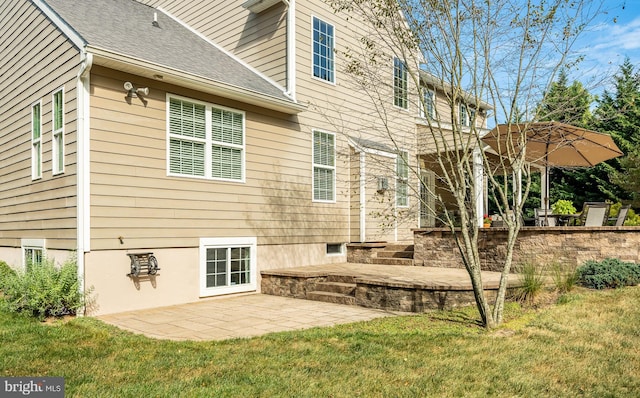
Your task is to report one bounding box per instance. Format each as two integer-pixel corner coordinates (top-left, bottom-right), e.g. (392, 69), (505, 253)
(2, 287), (640, 397)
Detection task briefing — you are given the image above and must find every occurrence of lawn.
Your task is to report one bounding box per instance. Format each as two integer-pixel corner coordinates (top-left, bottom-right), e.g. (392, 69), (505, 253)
(1, 287), (639, 397)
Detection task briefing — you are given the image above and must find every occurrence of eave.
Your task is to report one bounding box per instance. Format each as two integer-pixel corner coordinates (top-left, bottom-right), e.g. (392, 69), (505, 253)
(87, 45), (307, 115)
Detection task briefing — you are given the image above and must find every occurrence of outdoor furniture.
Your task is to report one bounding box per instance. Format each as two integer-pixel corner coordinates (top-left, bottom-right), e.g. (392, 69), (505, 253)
(582, 203), (611, 226)
(534, 208), (557, 226)
(615, 205), (631, 226)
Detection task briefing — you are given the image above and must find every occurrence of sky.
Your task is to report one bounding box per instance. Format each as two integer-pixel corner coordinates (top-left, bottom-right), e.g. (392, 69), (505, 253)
(569, 0), (640, 94)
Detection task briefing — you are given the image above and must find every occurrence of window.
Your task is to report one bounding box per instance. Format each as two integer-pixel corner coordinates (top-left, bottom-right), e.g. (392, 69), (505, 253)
(200, 237), (257, 296)
(31, 101), (42, 179)
(326, 243), (343, 255)
(421, 88), (435, 119)
(313, 130), (335, 202)
(460, 103), (476, 128)
(396, 151), (409, 207)
(22, 239), (45, 270)
(394, 57), (408, 109)
(168, 96), (244, 181)
(52, 89), (64, 174)
(312, 17), (335, 83)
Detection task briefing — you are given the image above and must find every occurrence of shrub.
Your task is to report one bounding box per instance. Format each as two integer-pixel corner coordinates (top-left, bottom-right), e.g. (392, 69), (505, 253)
(1, 255), (86, 319)
(551, 200), (577, 215)
(577, 258), (640, 290)
(515, 262), (546, 306)
(0, 260), (16, 290)
(624, 208), (640, 226)
(609, 202), (640, 226)
(550, 262), (578, 293)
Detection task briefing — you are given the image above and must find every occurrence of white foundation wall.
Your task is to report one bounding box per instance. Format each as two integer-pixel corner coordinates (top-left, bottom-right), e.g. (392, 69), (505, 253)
(257, 243), (347, 270)
(84, 248), (200, 316)
(84, 242), (345, 316)
(0, 247), (24, 270)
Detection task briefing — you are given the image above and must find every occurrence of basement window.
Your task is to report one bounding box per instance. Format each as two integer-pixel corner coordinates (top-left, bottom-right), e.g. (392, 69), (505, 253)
(22, 238), (45, 270)
(326, 243), (343, 255)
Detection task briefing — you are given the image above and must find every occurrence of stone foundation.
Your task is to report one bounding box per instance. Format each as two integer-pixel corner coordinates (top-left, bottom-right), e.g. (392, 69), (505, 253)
(414, 226), (640, 271)
(355, 282), (502, 312)
(346, 242), (389, 263)
(261, 268), (520, 312)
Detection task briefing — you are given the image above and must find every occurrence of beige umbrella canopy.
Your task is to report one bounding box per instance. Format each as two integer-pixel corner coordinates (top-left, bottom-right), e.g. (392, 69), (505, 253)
(483, 121), (623, 167)
(482, 121), (624, 209)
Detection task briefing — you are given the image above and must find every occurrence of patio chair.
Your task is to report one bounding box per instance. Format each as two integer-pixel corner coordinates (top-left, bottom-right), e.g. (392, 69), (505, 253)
(534, 208), (556, 226)
(582, 203), (611, 227)
(615, 205), (631, 226)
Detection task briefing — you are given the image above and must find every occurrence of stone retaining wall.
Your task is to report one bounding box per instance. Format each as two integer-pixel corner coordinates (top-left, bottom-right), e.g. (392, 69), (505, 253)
(414, 226), (640, 271)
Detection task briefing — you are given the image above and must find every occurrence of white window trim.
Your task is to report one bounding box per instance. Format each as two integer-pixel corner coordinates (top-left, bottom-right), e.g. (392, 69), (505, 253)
(393, 57), (409, 110)
(31, 100), (42, 180)
(199, 237), (257, 297)
(420, 88), (436, 120)
(312, 129), (337, 203)
(166, 93), (246, 183)
(21, 238), (46, 270)
(459, 103), (467, 127)
(326, 243), (344, 256)
(52, 87), (65, 175)
(311, 15), (337, 85)
(396, 150), (410, 208)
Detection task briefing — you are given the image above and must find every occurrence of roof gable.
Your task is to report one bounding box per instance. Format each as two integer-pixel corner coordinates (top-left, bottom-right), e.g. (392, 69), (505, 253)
(40, 0), (302, 113)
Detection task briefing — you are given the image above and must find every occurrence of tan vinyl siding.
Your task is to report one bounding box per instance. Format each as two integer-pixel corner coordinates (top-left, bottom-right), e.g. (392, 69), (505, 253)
(0, 0), (80, 250)
(295, 1), (421, 240)
(130, 1), (423, 244)
(349, 148), (361, 242)
(88, 67), (347, 250)
(136, 0), (288, 86)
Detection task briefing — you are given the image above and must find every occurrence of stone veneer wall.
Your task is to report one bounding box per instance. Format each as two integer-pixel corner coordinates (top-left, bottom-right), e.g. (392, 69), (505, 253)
(413, 227), (640, 271)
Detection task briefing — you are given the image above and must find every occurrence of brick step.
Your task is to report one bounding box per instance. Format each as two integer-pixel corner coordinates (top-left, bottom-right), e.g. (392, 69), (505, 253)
(315, 281), (356, 295)
(376, 250), (414, 259)
(307, 291), (356, 306)
(369, 258), (414, 266)
(326, 274), (356, 284)
(381, 244), (414, 252)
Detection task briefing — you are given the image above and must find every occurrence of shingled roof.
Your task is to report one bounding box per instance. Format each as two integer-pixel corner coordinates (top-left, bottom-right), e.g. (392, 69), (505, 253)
(41, 0), (303, 113)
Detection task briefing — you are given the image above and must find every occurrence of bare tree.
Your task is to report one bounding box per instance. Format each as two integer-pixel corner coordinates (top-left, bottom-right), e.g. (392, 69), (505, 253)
(327, 0), (604, 328)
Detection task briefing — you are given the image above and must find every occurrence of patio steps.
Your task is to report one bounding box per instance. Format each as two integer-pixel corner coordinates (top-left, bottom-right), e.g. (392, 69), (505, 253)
(307, 276), (356, 306)
(372, 244), (414, 266)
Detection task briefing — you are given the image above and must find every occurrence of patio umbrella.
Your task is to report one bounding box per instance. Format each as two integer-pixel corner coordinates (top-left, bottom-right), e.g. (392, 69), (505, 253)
(482, 121), (623, 218)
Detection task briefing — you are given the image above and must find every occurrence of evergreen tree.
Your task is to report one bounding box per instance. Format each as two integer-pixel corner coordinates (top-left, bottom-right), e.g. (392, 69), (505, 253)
(595, 58), (640, 206)
(535, 69), (612, 208)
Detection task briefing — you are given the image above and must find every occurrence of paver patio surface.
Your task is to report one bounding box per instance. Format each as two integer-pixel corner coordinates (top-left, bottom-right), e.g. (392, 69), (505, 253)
(98, 293), (405, 341)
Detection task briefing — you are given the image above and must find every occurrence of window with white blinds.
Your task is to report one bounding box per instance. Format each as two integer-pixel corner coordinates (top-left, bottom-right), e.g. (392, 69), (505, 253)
(168, 96), (244, 181)
(313, 130), (335, 202)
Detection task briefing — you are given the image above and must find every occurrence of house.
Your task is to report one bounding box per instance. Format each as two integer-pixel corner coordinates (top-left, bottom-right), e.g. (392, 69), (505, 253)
(0, 0), (490, 315)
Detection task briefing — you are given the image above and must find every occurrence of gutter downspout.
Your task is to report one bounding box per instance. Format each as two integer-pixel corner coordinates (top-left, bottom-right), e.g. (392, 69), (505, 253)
(283, 0), (296, 101)
(359, 152), (366, 242)
(76, 52), (93, 314)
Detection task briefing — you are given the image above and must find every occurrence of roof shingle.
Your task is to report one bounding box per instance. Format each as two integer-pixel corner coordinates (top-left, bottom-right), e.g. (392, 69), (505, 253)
(43, 0), (292, 103)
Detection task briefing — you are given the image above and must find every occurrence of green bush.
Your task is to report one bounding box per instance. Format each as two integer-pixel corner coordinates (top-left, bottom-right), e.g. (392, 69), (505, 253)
(577, 258), (640, 290)
(551, 200), (577, 215)
(1, 256), (85, 319)
(0, 260), (16, 290)
(609, 202), (640, 226)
